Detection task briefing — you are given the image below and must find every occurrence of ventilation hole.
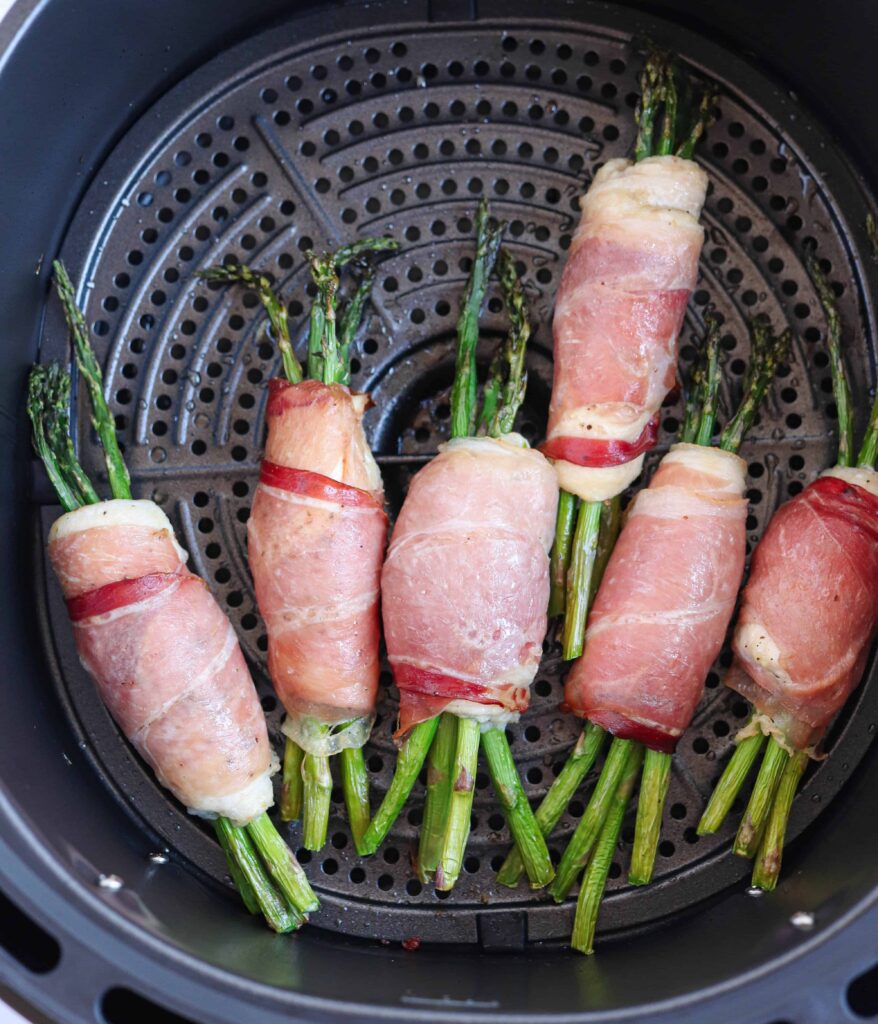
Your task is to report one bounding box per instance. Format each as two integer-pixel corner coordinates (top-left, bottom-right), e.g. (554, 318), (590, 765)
(692, 737), (709, 754)
(101, 988), (194, 1024)
(0, 890), (60, 974)
(260, 694), (276, 712)
(322, 858), (338, 876)
(377, 874), (394, 891)
(350, 866), (366, 884)
(383, 847), (400, 865)
(406, 878), (422, 896)
(670, 803), (686, 820)
(659, 840), (675, 858)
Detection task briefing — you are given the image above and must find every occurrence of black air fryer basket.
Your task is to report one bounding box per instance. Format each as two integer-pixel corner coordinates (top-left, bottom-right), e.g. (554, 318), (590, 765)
(3, 1), (878, 1021)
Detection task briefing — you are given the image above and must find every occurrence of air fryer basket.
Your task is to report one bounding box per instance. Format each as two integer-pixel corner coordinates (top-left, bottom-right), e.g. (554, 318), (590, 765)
(3, 1), (878, 1022)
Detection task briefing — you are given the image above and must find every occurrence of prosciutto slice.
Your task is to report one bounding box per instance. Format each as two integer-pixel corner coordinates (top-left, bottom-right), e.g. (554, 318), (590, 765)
(543, 155), (709, 502)
(564, 443), (747, 752)
(48, 499), (274, 825)
(247, 379), (386, 750)
(381, 435), (559, 737)
(727, 468), (878, 752)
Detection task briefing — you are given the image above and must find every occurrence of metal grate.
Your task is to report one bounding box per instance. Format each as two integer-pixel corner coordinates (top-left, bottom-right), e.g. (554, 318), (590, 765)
(38, 10), (878, 947)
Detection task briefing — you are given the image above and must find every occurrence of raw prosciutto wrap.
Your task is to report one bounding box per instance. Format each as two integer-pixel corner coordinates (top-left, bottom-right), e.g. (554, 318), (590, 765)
(381, 434), (559, 737)
(48, 499), (274, 825)
(728, 467), (878, 753)
(564, 443), (748, 752)
(247, 379), (387, 755)
(542, 155), (709, 501)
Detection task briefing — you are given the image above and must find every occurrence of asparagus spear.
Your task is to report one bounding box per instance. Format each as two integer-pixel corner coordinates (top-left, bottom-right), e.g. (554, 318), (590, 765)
(50, 264), (316, 928)
(27, 364), (99, 513)
(451, 198), (504, 438)
(697, 726), (766, 835)
(197, 263), (303, 385)
(418, 713), (458, 881)
(53, 261), (131, 501)
(572, 744), (644, 954)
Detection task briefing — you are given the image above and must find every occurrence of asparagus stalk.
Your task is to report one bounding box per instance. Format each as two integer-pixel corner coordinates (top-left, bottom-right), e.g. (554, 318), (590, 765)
(496, 722), (607, 887)
(246, 812), (320, 914)
(550, 737), (633, 901)
(719, 316), (791, 453)
(214, 819), (301, 932)
(280, 737), (304, 822)
(562, 500), (603, 661)
(358, 717), (440, 855)
(548, 491), (578, 617)
(27, 365), (99, 513)
(213, 819), (260, 916)
(481, 247), (530, 436)
(197, 263), (303, 385)
(482, 728), (554, 888)
(676, 83), (719, 160)
(634, 52), (665, 163)
(857, 386), (878, 469)
(697, 727), (766, 835)
(418, 713), (458, 880)
(733, 737), (790, 858)
(751, 751), (808, 890)
(301, 745), (333, 852)
(436, 718), (481, 891)
(450, 198), (504, 437)
(693, 316), (723, 446)
(340, 746), (371, 848)
(628, 747), (672, 886)
(53, 261), (131, 501)
(338, 264), (376, 384)
(807, 254), (854, 469)
(572, 744), (644, 954)
(656, 60), (678, 157)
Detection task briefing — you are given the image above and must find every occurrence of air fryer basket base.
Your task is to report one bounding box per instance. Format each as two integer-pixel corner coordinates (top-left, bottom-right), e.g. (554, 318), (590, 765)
(3, 0), (878, 1021)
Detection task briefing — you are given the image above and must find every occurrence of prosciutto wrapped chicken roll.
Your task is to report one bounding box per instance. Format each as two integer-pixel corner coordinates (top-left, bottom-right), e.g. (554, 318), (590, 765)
(248, 379), (387, 753)
(728, 468), (878, 752)
(564, 443), (748, 751)
(50, 500), (274, 824)
(542, 156), (709, 502)
(382, 434), (558, 737)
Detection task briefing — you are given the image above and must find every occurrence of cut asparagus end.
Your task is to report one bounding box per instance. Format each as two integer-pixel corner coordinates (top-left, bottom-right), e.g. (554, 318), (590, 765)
(435, 718), (480, 891)
(482, 727), (554, 889)
(733, 737), (790, 858)
(697, 727), (766, 835)
(550, 736), (633, 902)
(628, 748), (672, 886)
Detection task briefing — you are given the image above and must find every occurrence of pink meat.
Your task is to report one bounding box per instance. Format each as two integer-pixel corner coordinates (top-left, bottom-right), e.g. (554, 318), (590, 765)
(727, 474), (878, 750)
(248, 379), (386, 725)
(381, 436), (558, 737)
(543, 156), (708, 478)
(48, 506), (272, 822)
(564, 444), (747, 752)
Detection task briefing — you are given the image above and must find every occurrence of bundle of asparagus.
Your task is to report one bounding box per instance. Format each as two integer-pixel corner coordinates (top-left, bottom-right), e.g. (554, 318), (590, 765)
(31, 263), (317, 931)
(200, 237), (397, 852)
(698, 258), (878, 891)
(360, 199), (558, 891)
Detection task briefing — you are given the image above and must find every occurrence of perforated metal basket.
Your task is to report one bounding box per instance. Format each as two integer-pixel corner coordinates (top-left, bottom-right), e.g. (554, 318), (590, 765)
(5, 0), (878, 1021)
